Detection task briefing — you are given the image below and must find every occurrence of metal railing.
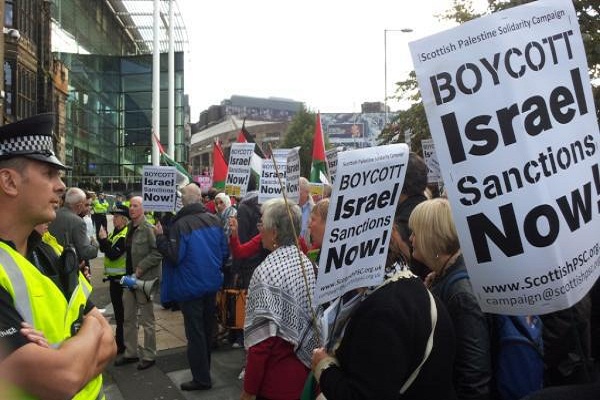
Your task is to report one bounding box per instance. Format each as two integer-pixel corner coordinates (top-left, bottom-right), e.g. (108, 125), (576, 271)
(64, 175), (143, 195)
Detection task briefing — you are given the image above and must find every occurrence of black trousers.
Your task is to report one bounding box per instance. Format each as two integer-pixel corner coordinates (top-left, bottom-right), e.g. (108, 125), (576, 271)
(92, 213), (108, 236)
(109, 279), (125, 353)
(180, 295), (216, 386)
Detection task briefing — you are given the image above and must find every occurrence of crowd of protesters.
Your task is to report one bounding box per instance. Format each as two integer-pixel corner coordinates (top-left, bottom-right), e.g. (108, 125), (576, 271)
(86, 152), (594, 400)
(68, 152), (597, 400)
(182, 153), (599, 400)
(5, 147), (598, 398)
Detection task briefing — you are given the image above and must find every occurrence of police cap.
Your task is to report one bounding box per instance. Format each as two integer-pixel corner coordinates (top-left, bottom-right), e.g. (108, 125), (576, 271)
(0, 113), (69, 170)
(110, 206), (129, 219)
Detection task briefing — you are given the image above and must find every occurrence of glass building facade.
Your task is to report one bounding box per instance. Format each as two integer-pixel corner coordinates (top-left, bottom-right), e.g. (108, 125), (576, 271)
(50, 0), (188, 188)
(57, 52), (185, 181)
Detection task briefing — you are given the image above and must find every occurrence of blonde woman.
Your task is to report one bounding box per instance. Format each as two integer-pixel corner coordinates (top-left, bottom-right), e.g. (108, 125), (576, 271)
(409, 198), (492, 400)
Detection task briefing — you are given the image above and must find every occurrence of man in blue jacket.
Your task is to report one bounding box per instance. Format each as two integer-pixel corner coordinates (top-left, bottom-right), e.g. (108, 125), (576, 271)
(155, 182), (229, 391)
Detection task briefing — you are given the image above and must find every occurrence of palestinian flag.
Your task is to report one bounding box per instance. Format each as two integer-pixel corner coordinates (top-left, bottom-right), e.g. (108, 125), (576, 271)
(237, 119), (265, 189)
(153, 133), (191, 185)
(310, 112), (329, 184)
(237, 119), (266, 159)
(212, 139), (228, 189)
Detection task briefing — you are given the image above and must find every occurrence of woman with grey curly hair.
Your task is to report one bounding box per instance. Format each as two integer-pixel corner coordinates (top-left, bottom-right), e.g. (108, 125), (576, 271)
(241, 198), (319, 400)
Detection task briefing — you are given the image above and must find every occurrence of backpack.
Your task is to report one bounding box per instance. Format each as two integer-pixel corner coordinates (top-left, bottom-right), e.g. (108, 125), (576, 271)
(440, 269), (544, 400)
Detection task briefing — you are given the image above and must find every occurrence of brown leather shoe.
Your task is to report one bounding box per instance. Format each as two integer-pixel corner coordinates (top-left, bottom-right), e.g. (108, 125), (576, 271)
(114, 356), (139, 367)
(137, 359), (155, 370)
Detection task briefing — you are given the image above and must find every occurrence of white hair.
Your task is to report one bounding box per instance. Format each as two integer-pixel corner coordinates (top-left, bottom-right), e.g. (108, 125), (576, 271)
(299, 176), (310, 191)
(64, 187), (85, 207)
(182, 183), (203, 206)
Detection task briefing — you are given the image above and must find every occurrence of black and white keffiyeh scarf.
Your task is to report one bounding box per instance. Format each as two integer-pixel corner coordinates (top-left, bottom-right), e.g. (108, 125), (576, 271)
(244, 245), (319, 367)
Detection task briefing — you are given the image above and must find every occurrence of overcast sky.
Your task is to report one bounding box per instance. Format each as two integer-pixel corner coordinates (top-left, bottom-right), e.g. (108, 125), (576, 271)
(177, 0), (487, 118)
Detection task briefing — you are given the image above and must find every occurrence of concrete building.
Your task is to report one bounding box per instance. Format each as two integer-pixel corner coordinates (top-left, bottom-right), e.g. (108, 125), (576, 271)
(190, 95), (390, 176)
(190, 116), (290, 176)
(190, 95), (303, 176)
(2, 0), (55, 124)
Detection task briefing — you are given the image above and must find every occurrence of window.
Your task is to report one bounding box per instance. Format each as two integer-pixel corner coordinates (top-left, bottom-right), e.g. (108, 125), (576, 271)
(16, 66), (36, 119)
(5, 1), (13, 27)
(4, 61), (14, 116)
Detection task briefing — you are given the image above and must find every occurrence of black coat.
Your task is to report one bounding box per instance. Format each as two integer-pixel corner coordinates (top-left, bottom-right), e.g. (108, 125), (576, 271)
(320, 276), (456, 400)
(540, 294), (593, 386)
(431, 256), (492, 400)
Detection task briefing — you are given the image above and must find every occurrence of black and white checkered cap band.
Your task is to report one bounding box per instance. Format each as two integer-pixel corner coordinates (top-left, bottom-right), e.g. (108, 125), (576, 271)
(0, 135), (54, 156)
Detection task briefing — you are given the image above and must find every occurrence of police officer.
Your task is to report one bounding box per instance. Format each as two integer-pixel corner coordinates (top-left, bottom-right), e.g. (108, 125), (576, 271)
(98, 206), (129, 355)
(92, 192), (109, 236)
(0, 113), (116, 399)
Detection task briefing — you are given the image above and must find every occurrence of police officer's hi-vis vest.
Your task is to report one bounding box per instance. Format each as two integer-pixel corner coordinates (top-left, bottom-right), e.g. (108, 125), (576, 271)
(0, 242), (104, 400)
(92, 199), (109, 215)
(103, 227), (128, 276)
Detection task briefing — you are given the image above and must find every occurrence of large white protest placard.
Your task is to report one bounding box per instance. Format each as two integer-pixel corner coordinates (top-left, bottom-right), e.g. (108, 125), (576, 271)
(410, 0), (600, 315)
(225, 143), (255, 198)
(315, 144), (409, 305)
(142, 166), (177, 212)
(421, 139), (442, 184)
(258, 148), (300, 204)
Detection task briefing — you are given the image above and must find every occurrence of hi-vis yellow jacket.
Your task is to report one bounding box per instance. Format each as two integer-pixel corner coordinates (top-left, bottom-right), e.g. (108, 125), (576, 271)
(92, 199), (109, 215)
(0, 241), (104, 399)
(103, 227), (128, 276)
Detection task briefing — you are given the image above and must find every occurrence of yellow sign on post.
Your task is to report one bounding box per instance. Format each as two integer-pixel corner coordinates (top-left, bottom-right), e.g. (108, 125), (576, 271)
(225, 184), (241, 198)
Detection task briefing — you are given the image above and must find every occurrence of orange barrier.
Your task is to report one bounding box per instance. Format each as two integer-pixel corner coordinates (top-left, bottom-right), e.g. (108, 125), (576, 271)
(217, 289), (247, 329)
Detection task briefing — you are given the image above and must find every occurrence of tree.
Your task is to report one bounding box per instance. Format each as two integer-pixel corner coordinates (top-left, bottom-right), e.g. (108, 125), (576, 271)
(378, 71), (429, 156)
(378, 0), (600, 149)
(281, 107), (330, 178)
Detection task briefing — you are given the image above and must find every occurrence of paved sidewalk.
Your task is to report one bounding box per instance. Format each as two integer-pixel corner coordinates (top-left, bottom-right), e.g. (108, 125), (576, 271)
(103, 345), (245, 400)
(90, 256), (245, 400)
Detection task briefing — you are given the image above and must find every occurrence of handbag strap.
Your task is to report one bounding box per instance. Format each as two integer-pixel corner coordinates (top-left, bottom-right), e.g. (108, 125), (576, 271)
(399, 289), (438, 394)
